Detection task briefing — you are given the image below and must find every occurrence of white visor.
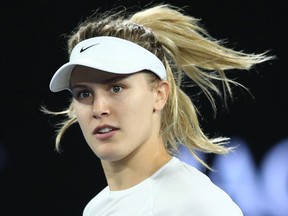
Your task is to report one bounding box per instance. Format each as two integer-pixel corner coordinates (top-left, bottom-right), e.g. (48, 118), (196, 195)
(49, 36), (166, 92)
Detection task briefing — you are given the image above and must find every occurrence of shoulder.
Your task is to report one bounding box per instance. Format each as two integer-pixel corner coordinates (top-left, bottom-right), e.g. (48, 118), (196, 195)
(152, 157), (214, 188)
(83, 187), (110, 216)
(151, 157), (243, 215)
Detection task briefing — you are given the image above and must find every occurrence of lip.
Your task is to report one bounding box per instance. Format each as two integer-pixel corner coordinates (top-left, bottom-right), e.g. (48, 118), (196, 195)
(93, 124), (119, 140)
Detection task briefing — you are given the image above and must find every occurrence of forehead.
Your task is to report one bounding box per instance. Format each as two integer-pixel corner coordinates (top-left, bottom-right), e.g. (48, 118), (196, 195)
(70, 65), (130, 85)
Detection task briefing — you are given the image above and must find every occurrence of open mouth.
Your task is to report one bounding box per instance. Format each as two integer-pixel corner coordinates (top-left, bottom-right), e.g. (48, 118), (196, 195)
(93, 125), (119, 140)
(94, 125), (119, 135)
(97, 127), (117, 134)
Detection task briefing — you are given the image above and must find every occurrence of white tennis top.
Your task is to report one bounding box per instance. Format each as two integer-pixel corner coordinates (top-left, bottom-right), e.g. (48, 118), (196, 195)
(83, 157), (243, 216)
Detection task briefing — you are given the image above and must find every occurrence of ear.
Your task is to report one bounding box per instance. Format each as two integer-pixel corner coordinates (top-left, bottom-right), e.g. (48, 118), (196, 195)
(153, 81), (169, 111)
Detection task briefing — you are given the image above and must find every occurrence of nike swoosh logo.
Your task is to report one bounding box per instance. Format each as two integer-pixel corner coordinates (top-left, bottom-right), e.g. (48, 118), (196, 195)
(80, 43), (100, 53)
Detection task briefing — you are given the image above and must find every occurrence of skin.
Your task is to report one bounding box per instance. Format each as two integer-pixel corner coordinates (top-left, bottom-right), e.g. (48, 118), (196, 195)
(70, 66), (171, 191)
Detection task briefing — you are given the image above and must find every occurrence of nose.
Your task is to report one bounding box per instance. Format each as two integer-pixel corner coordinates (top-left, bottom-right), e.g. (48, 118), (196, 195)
(92, 97), (110, 119)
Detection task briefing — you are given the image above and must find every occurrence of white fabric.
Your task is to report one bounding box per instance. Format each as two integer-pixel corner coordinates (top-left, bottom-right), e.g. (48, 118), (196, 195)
(49, 36), (166, 92)
(83, 157), (243, 216)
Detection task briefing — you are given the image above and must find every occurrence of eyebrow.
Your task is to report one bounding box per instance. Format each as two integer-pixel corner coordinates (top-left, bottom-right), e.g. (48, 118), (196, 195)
(69, 74), (130, 90)
(102, 74), (130, 84)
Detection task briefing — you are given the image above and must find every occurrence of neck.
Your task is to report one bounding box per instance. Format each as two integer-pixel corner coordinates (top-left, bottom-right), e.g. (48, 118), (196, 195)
(101, 140), (172, 191)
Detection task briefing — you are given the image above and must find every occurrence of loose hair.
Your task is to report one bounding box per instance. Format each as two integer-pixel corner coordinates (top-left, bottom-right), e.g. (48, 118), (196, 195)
(43, 4), (274, 169)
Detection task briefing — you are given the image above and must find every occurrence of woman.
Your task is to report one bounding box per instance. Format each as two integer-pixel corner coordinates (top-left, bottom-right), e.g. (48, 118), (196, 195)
(45, 4), (273, 215)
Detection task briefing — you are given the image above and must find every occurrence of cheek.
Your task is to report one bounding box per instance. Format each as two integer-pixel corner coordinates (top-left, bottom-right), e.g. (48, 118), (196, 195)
(73, 104), (91, 130)
(121, 93), (154, 127)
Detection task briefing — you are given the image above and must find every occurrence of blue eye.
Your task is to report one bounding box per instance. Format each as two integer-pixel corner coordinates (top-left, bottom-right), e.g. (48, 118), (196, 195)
(110, 86), (123, 93)
(72, 90), (92, 100)
(79, 91), (91, 98)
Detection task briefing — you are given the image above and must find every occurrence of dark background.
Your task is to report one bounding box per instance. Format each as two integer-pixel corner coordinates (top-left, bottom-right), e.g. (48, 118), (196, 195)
(1, 0), (286, 215)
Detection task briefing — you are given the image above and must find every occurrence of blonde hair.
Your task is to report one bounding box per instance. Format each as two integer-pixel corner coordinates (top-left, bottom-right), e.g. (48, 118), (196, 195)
(43, 4), (273, 169)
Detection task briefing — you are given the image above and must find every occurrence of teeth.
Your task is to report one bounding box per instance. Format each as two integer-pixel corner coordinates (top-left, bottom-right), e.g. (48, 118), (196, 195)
(98, 128), (113, 133)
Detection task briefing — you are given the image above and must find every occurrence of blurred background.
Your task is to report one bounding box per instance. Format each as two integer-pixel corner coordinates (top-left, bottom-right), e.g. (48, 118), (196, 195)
(1, 0), (287, 215)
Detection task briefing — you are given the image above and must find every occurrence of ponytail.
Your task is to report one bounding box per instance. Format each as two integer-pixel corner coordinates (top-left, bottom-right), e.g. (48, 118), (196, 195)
(130, 4), (273, 168)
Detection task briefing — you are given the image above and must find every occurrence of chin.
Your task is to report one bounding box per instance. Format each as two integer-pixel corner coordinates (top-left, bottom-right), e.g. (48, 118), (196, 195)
(93, 150), (126, 162)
